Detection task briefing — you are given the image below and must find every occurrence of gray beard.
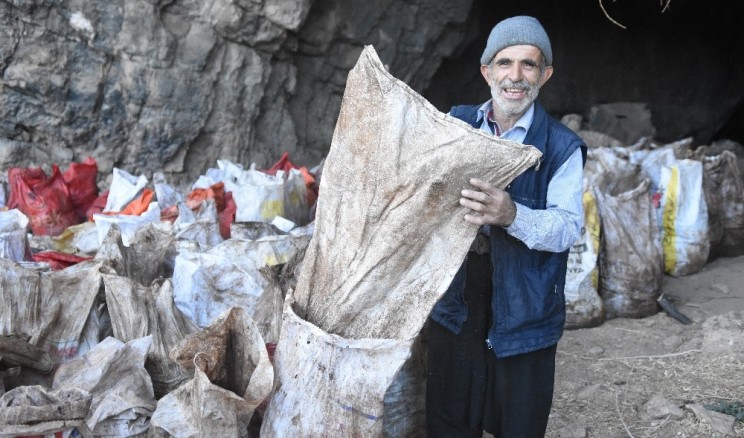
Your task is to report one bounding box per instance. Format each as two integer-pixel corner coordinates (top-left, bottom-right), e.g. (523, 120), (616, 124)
(489, 79), (541, 117)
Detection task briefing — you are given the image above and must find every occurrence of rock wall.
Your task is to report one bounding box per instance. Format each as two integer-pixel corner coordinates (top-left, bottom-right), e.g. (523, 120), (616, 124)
(0, 0), (314, 185)
(0, 0), (475, 186)
(1, 0), (743, 186)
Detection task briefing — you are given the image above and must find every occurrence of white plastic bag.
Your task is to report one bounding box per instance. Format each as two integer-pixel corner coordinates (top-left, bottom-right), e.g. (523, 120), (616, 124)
(0, 209), (29, 262)
(172, 233), (311, 328)
(104, 168), (148, 212)
(232, 167), (285, 223)
(93, 202), (162, 246)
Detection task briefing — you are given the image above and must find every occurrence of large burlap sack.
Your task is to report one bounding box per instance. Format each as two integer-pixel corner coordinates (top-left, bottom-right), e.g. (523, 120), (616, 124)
(0, 386), (91, 437)
(102, 274), (198, 397)
(263, 45), (541, 437)
(656, 159), (709, 276)
(293, 45), (541, 338)
(629, 146), (709, 276)
(695, 150), (744, 258)
(52, 336), (156, 436)
(594, 166), (664, 319)
(0, 259), (103, 368)
(565, 183), (604, 329)
(150, 307), (273, 437)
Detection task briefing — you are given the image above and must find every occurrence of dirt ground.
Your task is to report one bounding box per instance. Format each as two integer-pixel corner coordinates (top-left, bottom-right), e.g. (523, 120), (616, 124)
(545, 254), (744, 437)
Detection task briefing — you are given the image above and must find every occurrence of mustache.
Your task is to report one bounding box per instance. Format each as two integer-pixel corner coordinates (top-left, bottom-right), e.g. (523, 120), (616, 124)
(497, 79), (531, 90)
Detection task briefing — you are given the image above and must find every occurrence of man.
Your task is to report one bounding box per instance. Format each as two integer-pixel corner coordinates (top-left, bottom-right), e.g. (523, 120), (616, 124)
(427, 16), (587, 438)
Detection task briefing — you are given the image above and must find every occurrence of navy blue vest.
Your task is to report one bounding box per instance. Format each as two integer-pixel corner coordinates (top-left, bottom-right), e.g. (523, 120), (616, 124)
(430, 102), (586, 358)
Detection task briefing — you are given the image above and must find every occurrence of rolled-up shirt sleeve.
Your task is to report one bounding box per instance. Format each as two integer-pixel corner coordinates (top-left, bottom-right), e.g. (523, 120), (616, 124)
(505, 148), (584, 252)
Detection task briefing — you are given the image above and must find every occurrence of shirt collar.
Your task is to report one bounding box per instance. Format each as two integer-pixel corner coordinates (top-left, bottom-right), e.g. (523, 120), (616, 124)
(476, 100), (535, 136)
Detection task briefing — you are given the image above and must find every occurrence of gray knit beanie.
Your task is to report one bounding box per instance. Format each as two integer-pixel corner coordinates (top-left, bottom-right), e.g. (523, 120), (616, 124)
(480, 16), (553, 66)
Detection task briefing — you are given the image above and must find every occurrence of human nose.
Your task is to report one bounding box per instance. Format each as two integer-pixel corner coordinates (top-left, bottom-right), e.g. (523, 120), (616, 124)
(506, 63), (523, 82)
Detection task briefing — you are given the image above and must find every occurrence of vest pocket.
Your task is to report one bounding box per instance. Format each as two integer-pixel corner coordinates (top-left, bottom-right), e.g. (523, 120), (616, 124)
(503, 260), (564, 331)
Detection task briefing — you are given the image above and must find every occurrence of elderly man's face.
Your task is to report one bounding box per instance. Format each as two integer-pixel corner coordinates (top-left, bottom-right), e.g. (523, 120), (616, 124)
(480, 45), (553, 118)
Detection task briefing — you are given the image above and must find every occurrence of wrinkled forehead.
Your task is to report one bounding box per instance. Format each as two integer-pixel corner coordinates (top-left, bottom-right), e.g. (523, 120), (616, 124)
(491, 45), (545, 64)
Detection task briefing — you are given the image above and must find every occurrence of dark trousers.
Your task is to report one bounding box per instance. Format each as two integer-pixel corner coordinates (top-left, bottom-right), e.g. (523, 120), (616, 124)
(426, 253), (557, 438)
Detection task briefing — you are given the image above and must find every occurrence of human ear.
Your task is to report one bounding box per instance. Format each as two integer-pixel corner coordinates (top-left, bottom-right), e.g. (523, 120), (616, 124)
(480, 64), (492, 85)
(540, 66), (554, 86)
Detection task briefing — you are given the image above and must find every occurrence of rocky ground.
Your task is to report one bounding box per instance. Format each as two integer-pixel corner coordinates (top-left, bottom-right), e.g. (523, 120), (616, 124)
(546, 255), (744, 438)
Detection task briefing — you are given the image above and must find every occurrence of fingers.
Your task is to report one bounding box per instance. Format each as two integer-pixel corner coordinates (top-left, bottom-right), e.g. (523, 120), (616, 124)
(463, 212), (490, 226)
(467, 177), (496, 195)
(459, 178), (516, 226)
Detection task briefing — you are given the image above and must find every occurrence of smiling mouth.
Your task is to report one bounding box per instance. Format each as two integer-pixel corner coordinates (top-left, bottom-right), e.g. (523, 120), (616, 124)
(502, 87), (527, 98)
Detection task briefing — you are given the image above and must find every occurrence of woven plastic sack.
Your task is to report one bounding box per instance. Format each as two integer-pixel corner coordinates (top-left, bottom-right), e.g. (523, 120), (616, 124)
(102, 275), (198, 397)
(52, 336), (156, 436)
(7, 165), (79, 236)
(594, 166), (664, 319)
(0, 386), (91, 437)
(629, 147), (709, 275)
(696, 150), (744, 258)
(150, 307), (273, 437)
(0, 258), (102, 367)
(172, 233), (311, 328)
(262, 45), (541, 437)
(565, 183), (604, 329)
(0, 209), (30, 262)
(656, 159), (709, 276)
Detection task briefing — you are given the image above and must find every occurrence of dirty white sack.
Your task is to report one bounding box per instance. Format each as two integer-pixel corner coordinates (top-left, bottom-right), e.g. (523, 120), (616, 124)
(263, 45), (542, 437)
(102, 274), (198, 397)
(696, 150), (744, 257)
(0, 259), (102, 366)
(52, 336), (156, 436)
(594, 166), (664, 318)
(150, 307), (273, 437)
(173, 234), (312, 328)
(0, 386), (91, 438)
(293, 45), (542, 339)
(564, 183), (604, 329)
(0, 209), (29, 262)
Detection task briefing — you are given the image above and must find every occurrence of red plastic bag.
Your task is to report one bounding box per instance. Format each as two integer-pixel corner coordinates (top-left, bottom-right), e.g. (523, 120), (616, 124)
(119, 188), (154, 216)
(186, 182), (226, 212)
(86, 190), (109, 221)
(62, 157), (99, 222)
(218, 191), (237, 239)
(7, 166), (79, 236)
(31, 251), (93, 270)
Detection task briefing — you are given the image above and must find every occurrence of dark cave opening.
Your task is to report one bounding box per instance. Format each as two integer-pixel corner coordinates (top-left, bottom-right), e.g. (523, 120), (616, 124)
(423, 0), (744, 148)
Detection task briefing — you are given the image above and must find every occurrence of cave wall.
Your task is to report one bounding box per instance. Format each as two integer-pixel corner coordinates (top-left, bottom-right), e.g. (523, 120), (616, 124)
(0, 0), (476, 186)
(0, 0), (742, 186)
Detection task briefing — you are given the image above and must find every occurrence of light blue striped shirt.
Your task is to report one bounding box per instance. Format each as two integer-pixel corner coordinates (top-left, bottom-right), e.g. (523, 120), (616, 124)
(473, 101), (584, 252)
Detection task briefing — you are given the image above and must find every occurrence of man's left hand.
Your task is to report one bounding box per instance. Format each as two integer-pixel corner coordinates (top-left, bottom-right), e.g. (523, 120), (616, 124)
(460, 178), (517, 227)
